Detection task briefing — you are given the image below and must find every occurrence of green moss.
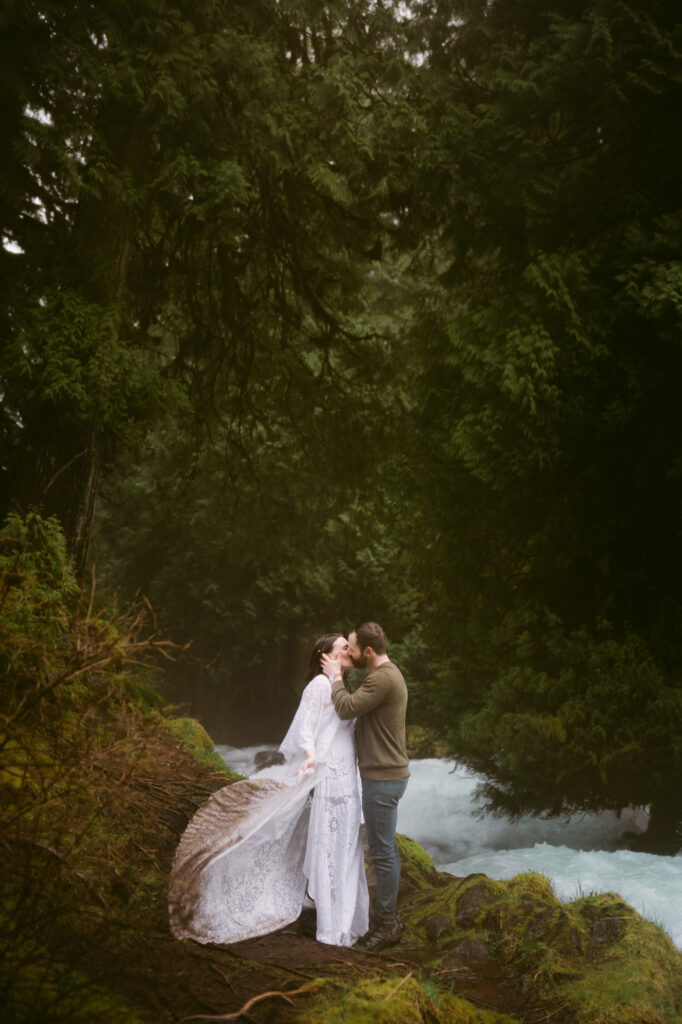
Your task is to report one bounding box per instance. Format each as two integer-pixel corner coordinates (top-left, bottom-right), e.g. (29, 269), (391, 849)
(397, 832), (442, 888)
(399, 867), (682, 1024)
(403, 872), (501, 945)
(121, 674), (164, 712)
(562, 895), (682, 1023)
(299, 975), (520, 1023)
(161, 715), (242, 778)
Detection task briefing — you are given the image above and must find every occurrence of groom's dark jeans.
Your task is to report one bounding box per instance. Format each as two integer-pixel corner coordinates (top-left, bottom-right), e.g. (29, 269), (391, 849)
(361, 777), (409, 922)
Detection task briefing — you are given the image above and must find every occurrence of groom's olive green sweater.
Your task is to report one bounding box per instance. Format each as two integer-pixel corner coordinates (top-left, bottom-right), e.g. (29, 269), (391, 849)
(331, 661), (409, 781)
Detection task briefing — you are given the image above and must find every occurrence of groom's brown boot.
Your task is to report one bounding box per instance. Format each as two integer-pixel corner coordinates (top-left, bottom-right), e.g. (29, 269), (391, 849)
(357, 914), (402, 951)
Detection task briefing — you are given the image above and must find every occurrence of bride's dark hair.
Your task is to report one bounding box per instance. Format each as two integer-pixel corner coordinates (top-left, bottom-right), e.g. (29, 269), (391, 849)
(307, 633), (343, 682)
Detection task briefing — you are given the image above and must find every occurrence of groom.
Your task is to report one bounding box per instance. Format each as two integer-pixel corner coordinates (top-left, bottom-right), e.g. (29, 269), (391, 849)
(322, 621), (409, 950)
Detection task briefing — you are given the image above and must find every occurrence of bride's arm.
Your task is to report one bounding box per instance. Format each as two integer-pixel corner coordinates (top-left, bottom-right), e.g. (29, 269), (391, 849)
(279, 675), (326, 770)
(298, 678), (327, 771)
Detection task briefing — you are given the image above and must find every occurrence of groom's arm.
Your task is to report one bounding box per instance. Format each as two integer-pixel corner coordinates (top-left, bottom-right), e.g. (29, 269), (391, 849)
(331, 673), (391, 720)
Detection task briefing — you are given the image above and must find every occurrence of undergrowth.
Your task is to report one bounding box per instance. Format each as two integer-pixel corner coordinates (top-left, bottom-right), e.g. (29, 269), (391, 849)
(0, 511), (230, 1022)
(2, 511), (681, 1024)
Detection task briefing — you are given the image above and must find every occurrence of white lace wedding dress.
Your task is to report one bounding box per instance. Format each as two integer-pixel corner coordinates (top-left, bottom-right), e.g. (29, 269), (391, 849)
(169, 674), (369, 947)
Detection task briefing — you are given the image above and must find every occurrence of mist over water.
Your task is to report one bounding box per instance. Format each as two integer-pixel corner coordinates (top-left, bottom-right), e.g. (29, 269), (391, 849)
(217, 745), (682, 949)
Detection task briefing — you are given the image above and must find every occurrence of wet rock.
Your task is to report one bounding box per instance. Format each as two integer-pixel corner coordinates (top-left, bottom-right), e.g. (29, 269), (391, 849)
(445, 936), (493, 962)
(424, 914), (452, 942)
(455, 880), (500, 929)
(254, 750), (285, 770)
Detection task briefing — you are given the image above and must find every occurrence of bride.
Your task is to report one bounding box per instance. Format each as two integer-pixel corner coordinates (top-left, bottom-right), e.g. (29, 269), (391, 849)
(169, 633), (369, 947)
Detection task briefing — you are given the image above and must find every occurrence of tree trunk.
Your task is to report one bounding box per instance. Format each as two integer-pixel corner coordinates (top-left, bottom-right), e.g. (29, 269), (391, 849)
(641, 794), (682, 855)
(5, 111), (147, 576)
(8, 414), (99, 579)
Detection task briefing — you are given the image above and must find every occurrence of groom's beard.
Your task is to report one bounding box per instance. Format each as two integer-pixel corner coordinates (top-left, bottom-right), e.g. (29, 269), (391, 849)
(350, 653), (367, 669)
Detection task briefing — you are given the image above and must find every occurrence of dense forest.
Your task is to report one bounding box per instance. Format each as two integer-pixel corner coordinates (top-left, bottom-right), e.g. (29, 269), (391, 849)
(2, 0), (682, 850)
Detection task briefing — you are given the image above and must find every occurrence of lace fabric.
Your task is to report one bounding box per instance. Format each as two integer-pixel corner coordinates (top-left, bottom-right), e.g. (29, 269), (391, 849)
(279, 673), (343, 769)
(169, 674), (369, 947)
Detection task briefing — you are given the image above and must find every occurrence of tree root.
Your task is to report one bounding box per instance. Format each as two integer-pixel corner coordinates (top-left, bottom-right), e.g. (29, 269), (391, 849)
(177, 983), (318, 1022)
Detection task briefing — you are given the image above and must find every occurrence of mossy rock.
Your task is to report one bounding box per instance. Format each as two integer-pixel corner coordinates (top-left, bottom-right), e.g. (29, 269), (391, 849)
(397, 832), (448, 892)
(404, 869), (590, 965)
(299, 974), (520, 1023)
(563, 892), (682, 1023)
(161, 715), (242, 778)
(396, 862), (682, 1024)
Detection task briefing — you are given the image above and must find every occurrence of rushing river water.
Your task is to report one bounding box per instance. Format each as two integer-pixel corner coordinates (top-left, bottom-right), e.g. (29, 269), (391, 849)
(217, 745), (682, 949)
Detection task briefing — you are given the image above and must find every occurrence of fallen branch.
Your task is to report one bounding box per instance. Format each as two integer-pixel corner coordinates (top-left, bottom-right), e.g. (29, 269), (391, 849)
(177, 983), (317, 1022)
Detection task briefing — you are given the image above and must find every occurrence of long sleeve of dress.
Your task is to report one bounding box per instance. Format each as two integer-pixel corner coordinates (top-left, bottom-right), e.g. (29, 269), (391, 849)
(279, 675), (329, 764)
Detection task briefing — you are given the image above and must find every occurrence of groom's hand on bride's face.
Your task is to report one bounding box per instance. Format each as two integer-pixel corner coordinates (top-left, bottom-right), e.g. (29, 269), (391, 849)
(320, 653), (339, 679)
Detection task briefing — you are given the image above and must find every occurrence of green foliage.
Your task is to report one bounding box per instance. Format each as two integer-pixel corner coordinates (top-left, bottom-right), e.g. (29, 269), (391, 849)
(92, 364), (418, 737)
(393, 0), (682, 833)
(434, 607), (682, 818)
(2, 289), (169, 470)
(0, 0), (410, 560)
(0, 511), (80, 699)
(0, 510), (79, 626)
(0, 512), (232, 1023)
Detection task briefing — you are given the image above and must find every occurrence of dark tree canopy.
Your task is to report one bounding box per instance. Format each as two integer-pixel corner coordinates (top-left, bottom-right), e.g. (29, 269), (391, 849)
(397, 0), (682, 846)
(0, 0), (405, 568)
(2, 0), (682, 844)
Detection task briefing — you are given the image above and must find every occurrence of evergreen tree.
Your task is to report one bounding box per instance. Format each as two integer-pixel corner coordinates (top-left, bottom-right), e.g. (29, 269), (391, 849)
(92, 251), (418, 739)
(402, 0), (682, 847)
(0, 0), (405, 572)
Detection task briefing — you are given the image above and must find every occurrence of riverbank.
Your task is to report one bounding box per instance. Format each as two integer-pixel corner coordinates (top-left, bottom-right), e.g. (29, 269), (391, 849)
(4, 689), (681, 1023)
(2, 524), (680, 1024)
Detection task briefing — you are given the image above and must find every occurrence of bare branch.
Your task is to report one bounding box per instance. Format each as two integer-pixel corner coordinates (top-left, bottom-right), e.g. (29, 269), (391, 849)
(177, 984), (317, 1022)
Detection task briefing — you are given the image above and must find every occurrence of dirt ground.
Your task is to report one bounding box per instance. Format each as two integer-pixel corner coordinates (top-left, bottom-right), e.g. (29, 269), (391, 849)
(151, 915), (547, 1024)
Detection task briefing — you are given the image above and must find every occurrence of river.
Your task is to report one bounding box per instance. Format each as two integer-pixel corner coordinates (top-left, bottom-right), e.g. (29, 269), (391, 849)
(217, 744), (682, 949)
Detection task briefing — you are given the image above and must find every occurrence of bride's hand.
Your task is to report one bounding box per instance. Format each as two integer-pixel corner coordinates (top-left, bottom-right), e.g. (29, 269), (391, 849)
(299, 752), (317, 774)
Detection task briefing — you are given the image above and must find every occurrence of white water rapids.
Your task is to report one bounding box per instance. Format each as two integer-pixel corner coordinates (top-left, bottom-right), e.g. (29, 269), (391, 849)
(217, 745), (682, 948)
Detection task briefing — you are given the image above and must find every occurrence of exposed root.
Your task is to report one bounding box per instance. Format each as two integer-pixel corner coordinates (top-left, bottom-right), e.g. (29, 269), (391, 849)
(177, 983), (318, 1022)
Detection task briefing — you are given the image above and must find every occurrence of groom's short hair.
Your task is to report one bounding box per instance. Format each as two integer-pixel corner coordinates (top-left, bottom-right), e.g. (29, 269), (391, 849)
(353, 621), (386, 655)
